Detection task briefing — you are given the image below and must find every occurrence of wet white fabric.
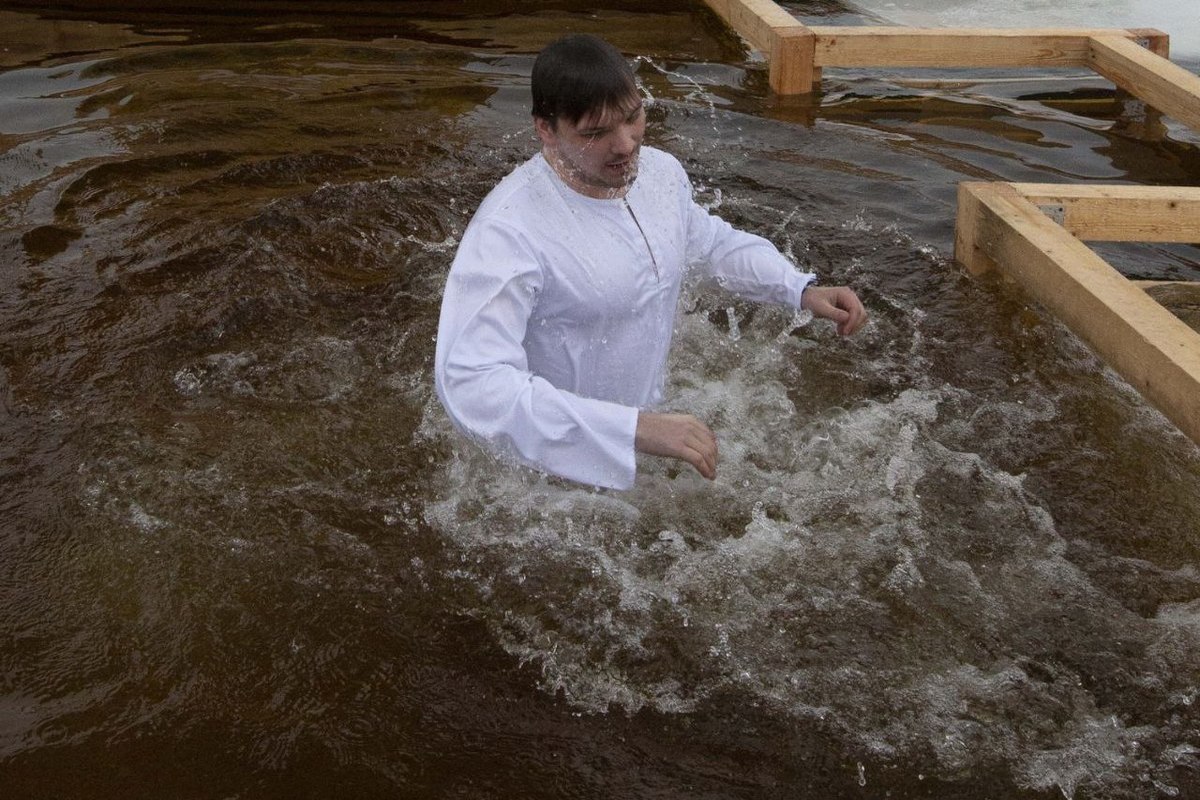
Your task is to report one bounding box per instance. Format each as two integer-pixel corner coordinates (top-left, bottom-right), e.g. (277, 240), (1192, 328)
(434, 146), (814, 490)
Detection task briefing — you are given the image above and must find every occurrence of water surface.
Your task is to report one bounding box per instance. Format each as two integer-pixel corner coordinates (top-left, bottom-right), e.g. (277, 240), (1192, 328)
(3, 2), (1200, 798)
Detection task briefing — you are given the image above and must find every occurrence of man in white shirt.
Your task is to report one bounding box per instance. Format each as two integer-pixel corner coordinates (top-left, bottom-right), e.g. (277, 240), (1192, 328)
(435, 34), (867, 491)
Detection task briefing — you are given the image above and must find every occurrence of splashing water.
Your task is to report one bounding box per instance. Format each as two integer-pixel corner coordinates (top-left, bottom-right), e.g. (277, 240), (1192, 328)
(425, 281), (1200, 796)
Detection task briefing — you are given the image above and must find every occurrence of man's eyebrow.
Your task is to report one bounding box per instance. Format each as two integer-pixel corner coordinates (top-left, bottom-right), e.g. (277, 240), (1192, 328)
(579, 102), (643, 135)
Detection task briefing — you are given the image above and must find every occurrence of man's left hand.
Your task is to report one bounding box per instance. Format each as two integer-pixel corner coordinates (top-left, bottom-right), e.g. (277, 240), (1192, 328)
(800, 285), (868, 336)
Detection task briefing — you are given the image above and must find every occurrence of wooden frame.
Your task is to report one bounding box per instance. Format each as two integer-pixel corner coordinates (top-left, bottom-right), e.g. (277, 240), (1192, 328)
(701, 0), (822, 92)
(699, 0), (1200, 447)
(955, 182), (1200, 447)
(699, 0), (1200, 135)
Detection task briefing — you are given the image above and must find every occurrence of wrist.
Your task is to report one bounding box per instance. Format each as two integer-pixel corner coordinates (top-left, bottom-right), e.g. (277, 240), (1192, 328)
(800, 277), (819, 310)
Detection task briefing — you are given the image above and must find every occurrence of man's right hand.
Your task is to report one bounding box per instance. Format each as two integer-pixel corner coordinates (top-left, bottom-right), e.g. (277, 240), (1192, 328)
(634, 412), (718, 480)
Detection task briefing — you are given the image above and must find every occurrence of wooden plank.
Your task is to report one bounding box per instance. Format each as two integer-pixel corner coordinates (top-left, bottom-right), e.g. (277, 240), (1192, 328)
(699, 3), (1186, 109)
(967, 182), (1200, 446)
(813, 27), (1147, 69)
(1010, 184), (1200, 200)
(1125, 27), (1170, 58)
(700, 0), (807, 53)
(955, 182), (1001, 275)
(770, 25), (818, 94)
(1009, 184), (1200, 242)
(1089, 34), (1200, 132)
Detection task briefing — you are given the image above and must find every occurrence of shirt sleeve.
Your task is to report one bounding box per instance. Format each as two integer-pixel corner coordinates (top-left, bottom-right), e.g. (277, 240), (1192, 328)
(434, 217), (640, 490)
(681, 171), (815, 308)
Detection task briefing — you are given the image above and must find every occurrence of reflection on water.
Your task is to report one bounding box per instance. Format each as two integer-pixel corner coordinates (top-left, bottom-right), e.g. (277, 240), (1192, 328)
(3, 2), (1200, 798)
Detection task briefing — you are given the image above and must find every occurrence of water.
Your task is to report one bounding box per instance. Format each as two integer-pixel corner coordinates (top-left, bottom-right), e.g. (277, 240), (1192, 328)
(3, 2), (1200, 798)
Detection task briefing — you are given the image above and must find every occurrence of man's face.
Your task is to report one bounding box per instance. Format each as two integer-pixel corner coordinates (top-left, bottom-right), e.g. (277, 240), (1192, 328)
(536, 95), (646, 198)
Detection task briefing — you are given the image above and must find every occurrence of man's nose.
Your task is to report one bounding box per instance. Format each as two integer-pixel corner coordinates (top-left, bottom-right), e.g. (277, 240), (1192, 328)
(612, 123), (638, 154)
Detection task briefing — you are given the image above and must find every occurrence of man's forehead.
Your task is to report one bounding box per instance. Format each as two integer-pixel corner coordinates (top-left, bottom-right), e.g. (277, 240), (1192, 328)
(575, 95), (642, 128)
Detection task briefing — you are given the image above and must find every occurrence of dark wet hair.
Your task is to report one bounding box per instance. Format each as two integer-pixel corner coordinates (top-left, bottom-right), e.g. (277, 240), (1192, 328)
(531, 34), (638, 126)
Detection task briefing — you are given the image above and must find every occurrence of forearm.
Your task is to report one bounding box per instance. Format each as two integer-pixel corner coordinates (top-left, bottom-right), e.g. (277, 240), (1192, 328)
(689, 206), (815, 307)
(436, 358), (640, 490)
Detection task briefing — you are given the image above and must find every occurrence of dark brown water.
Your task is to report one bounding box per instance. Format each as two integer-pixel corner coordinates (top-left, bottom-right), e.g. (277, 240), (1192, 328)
(4, 2), (1200, 798)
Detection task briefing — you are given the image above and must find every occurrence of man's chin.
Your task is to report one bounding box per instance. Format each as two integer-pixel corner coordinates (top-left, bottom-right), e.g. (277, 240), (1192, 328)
(607, 165), (638, 189)
(583, 173), (633, 193)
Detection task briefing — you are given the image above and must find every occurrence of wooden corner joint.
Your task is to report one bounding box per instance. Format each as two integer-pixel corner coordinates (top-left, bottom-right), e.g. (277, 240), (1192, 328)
(1124, 27), (1170, 57)
(768, 26), (818, 95)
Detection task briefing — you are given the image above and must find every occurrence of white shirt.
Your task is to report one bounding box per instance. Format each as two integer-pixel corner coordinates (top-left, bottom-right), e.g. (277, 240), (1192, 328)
(434, 146), (814, 490)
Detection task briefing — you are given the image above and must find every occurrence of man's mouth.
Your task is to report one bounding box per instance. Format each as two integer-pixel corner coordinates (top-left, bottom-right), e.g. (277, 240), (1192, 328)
(607, 154), (639, 175)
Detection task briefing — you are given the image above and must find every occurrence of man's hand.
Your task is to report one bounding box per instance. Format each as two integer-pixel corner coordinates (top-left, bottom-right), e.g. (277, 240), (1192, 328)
(801, 285), (868, 336)
(635, 412), (718, 480)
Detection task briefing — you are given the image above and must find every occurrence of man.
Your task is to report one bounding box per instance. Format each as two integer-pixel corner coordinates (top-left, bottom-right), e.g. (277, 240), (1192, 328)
(435, 34), (866, 491)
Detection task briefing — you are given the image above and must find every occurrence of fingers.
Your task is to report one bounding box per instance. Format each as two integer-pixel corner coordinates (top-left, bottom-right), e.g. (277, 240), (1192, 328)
(835, 290), (867, 336)
(803, 285), (868, 336)
(634, 412), (718, 480)
(670, 415), (717, 479)
(839, 289), (868, 335)
(683, 421), (718, 479)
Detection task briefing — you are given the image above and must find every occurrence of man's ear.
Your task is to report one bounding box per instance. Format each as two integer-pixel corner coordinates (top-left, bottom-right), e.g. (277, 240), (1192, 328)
(533, 115), (556, 148)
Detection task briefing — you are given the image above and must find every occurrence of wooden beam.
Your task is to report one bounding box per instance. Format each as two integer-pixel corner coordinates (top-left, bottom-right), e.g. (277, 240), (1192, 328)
(813, 27), (1150, 69)
(1009, 184), (1200, 243)
(700, 0), (817, 94)
(955, 182), (1001, 275)
(701, 2), (1196, 114)
(770, 25), (818, 95)
(1089, 34), (1200, 132)
(1125, 27), (1170, 58)
(960, 182), (1200, 447)
(700, 0), (806, 53)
